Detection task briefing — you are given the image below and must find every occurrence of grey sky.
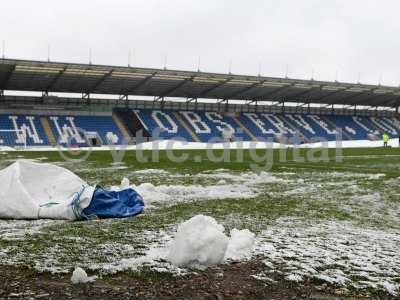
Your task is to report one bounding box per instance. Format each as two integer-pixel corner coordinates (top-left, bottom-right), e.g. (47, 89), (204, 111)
(1, 0), (399, 86)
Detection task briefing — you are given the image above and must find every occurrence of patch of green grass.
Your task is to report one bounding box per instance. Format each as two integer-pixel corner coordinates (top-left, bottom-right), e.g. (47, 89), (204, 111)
(4, 147), (400, 177)
(1, 147), (400, 285)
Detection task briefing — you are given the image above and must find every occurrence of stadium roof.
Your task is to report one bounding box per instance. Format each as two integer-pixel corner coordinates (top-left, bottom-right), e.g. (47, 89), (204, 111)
(0, 58), (400, 107)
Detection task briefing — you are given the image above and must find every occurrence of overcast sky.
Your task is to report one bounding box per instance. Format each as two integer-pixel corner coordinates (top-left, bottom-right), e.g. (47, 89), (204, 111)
(1, 0), (400, 86)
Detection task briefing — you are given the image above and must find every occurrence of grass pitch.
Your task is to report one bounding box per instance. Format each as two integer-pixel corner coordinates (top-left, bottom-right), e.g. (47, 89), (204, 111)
(0, 147), (400, 297)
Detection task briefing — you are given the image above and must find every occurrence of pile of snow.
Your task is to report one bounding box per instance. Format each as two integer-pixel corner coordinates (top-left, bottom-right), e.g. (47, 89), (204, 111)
(225, 229), (256, 260)
(168, 215), (229, 268)
(71, 267), (97, 284)
(300, 138), (399, 149)
(168, 215), (255, 268)
(115, 170), (284, 206)
(5, 138), (400, 152)
(0, 146), (15, 151)
(135, 182), (259, 205)
(131, 169), (170, 175)
(196, 170), (283, 184)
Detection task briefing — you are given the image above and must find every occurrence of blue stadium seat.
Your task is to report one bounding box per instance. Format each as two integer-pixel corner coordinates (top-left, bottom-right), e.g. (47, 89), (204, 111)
(239, 113), (275, 141)
(324, 115), (369, 140)
(369, 116), (398, 136)
(0, 114), (124, 147)
(0, 115), (48, 146)
(179, 111), (252, 142)
(0, 110), (398, 147)
(133, 109), (194, 142)
(239, 113), (297, 142)
(48, 115), (124, 146)
(283, 114), (319, 140)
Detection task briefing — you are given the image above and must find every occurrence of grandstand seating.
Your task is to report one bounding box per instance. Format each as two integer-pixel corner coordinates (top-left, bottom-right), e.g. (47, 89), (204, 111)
(0, 110), (398, 147)
(179, 110), (251, 142)
(48, 115), (125, 146)
(133, 109), (194, 142)
(120, 109), (399, 144)
(240, 113), (298, 142)
(0, 115), (47, 146)
(0, 114), (124, 147)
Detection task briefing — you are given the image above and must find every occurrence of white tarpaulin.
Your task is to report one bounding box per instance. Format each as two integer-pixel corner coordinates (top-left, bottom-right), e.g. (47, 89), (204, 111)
(0, 160), (94, 220)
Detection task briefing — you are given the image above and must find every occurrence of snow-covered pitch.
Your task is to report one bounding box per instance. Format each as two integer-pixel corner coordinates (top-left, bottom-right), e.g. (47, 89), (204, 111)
(0, 147), (399, 296)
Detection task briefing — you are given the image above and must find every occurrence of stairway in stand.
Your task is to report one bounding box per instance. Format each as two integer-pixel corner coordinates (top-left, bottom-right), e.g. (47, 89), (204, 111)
(175, 112), (201, 142)
(40, 117), (56, 146)
(112, 112), (132, 144)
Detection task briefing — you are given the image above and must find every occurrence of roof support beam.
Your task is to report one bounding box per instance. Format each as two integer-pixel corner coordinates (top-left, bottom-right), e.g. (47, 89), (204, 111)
(45, 66), (67, 92)
(190, 77), (233, 100)
(246, 100), (257, 105)
(352, 105), (358, 115)
(270, 101), (281, 106)
(153, 96), (165, 109)
(85, 69), (113, 94)
(320, 86), (375, 104)
(342, 89), (380, 105)
(153, 96), (164, 102)
(155, 75), (196, 101)
(82, 92), (91, 105)
(284, 87), (321, 101)
(390, 97), (400, 108)
(323, 90), (367, 105)
(223, 80), (267, 100)
(186, 97), (197, 103)
(0, 64), (16, 89)
(342, 104), (354, 109)
(257, 83), (295, 101)
(322, 103), (333, 108)
(121, 71), (158, 96)
(370, 95), (398, 107)
(312, 89), (345, 103)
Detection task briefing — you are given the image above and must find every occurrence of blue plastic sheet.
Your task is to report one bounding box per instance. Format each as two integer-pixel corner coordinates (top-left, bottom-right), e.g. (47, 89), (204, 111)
(83, 186), (145, 219)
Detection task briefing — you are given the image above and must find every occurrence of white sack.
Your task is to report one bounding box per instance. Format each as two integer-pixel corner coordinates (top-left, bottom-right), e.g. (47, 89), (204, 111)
(0, 160), (94, 220)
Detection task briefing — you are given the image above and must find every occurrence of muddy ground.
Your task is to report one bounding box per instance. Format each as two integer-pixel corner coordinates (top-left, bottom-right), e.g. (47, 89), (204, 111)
(0, 259), (396, 300)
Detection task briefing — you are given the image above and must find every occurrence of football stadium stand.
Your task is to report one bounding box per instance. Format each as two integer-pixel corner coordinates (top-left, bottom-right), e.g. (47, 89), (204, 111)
(0, 108), (398, 147)
(0, 114), (124, 147)
(0, 58), (399, 148)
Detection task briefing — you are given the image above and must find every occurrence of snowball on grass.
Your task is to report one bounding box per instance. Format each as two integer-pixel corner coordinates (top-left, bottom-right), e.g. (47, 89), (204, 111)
(217, 179), (227, 185)
(168, 215), (229, 268)
(286, 273), (303, 282)
(71, 267), (97, 284)
(120, 177), (130, 189)
(225, 229), (255, 260)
